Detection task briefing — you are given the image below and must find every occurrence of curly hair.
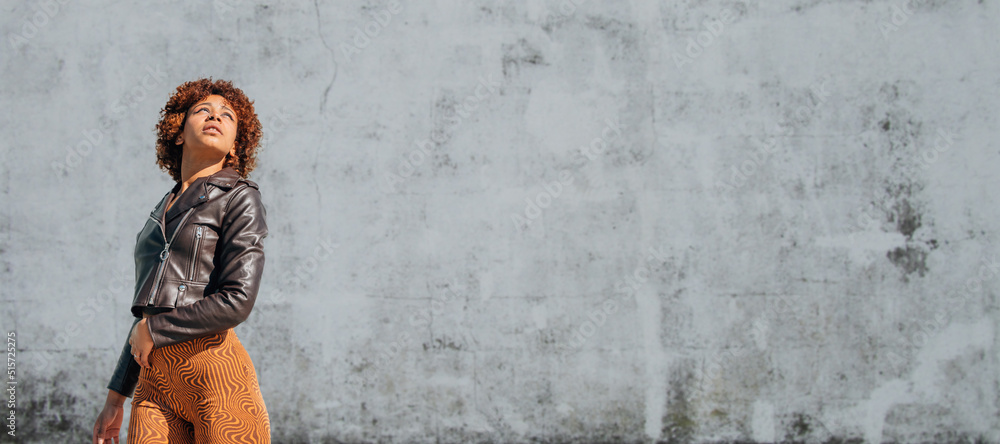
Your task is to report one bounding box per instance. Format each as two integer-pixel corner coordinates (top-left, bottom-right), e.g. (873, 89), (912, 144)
(155, 78), (262, 182)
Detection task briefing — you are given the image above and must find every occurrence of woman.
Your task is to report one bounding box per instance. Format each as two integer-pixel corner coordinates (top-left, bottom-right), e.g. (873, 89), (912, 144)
(93, 78), (271, 443)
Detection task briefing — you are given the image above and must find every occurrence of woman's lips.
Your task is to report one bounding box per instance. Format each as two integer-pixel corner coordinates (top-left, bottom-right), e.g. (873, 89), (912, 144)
(203, 125), (222, 135)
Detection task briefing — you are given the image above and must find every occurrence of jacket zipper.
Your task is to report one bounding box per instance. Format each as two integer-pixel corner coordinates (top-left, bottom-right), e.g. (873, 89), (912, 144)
(146, 209), (194, 305)
(188, 225), (203, 280)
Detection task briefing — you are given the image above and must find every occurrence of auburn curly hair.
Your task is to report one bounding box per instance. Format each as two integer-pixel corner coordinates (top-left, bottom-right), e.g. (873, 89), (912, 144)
(155, 78), (262, 182)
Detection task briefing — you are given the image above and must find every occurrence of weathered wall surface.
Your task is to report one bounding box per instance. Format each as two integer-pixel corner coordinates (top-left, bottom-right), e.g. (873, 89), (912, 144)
(1, 0), (998, 442)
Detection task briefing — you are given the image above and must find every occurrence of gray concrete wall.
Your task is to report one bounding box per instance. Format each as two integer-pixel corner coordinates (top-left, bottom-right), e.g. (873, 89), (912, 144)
(1, 0), (998, 442)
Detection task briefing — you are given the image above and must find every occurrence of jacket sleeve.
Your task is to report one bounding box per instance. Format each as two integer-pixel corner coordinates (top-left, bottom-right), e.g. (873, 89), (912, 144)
(145, 184), (268, 348)
(107, 317), (142, 397)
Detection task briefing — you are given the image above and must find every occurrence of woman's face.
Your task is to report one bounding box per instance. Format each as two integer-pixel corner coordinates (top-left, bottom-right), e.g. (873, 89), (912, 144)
(176, 94), (239, 163)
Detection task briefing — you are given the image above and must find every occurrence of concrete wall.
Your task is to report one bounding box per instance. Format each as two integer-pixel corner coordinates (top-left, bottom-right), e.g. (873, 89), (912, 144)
(1, 0), (998, 442)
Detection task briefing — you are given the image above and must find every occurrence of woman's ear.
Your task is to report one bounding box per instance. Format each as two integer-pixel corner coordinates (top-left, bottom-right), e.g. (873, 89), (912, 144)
(175, 135), (184, 145)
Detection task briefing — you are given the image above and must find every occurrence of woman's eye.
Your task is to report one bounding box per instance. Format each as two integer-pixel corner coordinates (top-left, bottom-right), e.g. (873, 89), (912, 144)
(223, 113), (234, 120)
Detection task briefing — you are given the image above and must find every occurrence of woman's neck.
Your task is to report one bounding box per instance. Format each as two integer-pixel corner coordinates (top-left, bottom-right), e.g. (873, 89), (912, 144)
(177, 159), (227, 196)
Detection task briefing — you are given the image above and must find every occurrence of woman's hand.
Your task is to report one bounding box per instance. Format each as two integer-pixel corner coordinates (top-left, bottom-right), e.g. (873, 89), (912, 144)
(128, 318), (155, 368)
(93, 390), (125, 444)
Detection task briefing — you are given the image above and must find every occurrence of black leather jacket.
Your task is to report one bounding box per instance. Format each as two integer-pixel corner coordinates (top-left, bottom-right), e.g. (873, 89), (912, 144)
(107, 167), (268, 397)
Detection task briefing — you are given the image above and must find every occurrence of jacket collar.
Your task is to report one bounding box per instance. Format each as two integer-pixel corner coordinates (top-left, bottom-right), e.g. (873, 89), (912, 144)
(204, 167), (242, 189)
(158, 167), (243, 224)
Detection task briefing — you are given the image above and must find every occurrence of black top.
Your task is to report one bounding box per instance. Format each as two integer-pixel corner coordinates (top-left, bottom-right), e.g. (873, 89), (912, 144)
(140, 176), (212, 316)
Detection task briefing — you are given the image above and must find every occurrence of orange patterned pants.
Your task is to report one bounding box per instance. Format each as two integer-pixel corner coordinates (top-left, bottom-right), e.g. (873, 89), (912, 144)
(128, 328), (271, 443)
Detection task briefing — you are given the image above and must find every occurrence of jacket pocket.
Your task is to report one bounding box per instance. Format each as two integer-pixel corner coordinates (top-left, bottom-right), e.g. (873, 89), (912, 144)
(188, 225), (204, 280)
(160, 279), (207, 309)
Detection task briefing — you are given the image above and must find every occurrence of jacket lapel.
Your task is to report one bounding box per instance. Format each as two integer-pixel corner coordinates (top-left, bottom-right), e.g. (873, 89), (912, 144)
(164, 180), (209, 224)
(149, 190), (172, 224)
(164, 167), (242, 224)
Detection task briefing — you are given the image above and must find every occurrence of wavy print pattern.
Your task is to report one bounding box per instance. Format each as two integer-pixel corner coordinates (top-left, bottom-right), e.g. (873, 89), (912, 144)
(128, 329), (270, 443)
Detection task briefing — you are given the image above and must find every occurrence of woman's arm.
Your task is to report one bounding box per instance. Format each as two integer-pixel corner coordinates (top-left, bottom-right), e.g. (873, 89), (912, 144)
(145, 184), (268, 348)
(106, 317), (142, 397)
(93, 389), (125, 444)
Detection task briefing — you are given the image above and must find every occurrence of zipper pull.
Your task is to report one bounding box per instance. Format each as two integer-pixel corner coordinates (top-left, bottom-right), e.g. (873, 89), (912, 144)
(196, 226), (203, 238)
(160, 244), (170, 261)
